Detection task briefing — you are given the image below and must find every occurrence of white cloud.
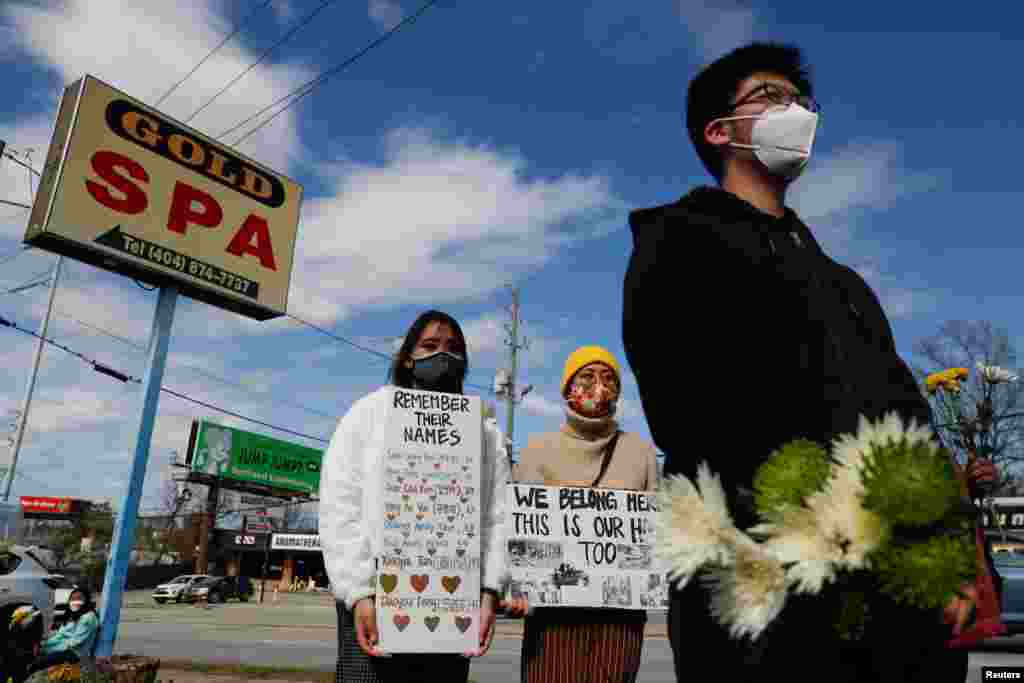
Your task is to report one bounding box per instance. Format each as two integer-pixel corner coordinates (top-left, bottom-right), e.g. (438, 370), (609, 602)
(289, 127), (623, 325)
(369, 0), (404, 31)
(676, 2), (757, 63)
(1, 0), (314, 177)
(789, 141), (941, 258)
(522, 393), (564, 420)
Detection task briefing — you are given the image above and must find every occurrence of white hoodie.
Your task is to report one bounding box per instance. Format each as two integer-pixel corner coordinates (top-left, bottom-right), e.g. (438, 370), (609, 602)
(319, 386), (511, 610)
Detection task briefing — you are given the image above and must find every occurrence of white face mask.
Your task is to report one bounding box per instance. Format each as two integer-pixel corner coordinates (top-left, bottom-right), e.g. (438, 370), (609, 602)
(716, 103), (819, 180)
(69, 601), (84, 612)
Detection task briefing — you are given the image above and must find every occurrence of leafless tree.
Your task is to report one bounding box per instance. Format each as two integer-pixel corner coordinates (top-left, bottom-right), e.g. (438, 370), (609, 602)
(912, 320), (1024, 491)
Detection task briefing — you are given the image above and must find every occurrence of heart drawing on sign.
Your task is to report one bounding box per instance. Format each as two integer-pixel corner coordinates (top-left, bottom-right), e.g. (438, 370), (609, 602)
(456, 548), (465, 558)
(462, 465), (469, 472)
(448, 516), (455, 522)
(393, 614), (411, 631)
(381, 574), (398, 594)
(455, 616), (472, 633)
(442, 576), (461, 593)
(425, 616), (440, 632)
(411, 575), (429, 592)
(460, 497), (469, 504)
(436, 531), (444, 538)
(434, 463), (441, 469)
(428, 547), (437, 556)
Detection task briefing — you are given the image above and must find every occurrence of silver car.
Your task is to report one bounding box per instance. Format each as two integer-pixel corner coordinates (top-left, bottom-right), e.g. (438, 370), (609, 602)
(0, 545), (61, 632)
(152, 574), (209, 604)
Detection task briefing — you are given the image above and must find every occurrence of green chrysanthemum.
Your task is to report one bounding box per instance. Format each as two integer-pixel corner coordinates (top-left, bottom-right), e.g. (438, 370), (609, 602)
(859, 439), (962, 528)
(872, 534), (977, 611)
(753, 439), (830, 519)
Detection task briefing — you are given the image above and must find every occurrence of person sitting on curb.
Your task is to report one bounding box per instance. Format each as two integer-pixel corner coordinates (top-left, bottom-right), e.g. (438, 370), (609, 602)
(24, 588), (99, 678)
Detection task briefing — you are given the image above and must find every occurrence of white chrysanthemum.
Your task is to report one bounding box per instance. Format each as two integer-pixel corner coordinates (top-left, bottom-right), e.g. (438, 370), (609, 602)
(655, 464), (744, 587)
(831, 412), (936, 476)
(703, 541), (789, 640)
(977, 361), (1018, 384)
(753, 506), (840, 594)
(805, 468), (888, 570)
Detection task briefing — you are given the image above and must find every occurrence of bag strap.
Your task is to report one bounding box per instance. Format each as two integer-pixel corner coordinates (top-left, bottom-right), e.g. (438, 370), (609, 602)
(591, 431), (622, 488)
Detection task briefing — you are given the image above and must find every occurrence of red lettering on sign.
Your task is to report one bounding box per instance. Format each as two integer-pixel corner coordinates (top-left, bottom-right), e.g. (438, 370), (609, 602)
(166, 181), (223, 235)
(225, 214), (277, 271)
(85, 151), (149, 214)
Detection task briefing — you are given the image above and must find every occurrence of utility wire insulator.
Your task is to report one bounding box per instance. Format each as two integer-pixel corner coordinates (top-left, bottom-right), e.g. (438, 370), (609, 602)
(93, 362), (132, 383)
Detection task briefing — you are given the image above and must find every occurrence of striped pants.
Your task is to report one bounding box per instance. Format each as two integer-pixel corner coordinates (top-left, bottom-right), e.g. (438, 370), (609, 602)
(335, 601), (470, 683)
(521, 608), (646, 683)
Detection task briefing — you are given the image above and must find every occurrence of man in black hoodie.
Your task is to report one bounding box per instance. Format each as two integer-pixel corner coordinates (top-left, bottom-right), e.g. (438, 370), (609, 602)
(621, 42), (996, 683)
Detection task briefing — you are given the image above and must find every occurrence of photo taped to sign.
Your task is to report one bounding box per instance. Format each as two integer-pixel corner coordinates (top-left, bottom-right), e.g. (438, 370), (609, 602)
(23, 75), (303, 320)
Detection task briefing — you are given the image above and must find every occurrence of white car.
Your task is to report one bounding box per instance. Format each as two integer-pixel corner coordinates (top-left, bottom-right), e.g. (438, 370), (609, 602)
(0, 545), (62, 632)
(152, 574), (208, 604)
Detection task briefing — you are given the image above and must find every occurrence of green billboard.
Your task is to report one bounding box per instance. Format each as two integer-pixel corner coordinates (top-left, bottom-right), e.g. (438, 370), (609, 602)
(188, 420), (322, 495)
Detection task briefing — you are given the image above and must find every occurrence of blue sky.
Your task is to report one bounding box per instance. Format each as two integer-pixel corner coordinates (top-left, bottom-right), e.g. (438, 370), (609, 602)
(1, 1), (1022, 518)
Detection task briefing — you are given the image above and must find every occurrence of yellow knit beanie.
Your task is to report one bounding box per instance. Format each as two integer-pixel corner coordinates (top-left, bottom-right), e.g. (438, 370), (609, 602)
(561, 346), (621, 395)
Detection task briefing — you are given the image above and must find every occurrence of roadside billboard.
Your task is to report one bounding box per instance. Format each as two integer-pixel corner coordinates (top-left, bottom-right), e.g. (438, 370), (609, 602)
(24, 75), (302, 319)
(187, 420), (322, 496)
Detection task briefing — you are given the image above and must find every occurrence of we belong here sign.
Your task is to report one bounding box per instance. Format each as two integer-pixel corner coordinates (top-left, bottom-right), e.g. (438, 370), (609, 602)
(504, 484), (670, 611)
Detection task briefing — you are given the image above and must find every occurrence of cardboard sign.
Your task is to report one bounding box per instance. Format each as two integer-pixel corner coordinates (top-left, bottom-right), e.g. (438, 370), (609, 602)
(24, 75), (302, 320)
(504, 484), (670, 610)
(375, 388), (483, 653)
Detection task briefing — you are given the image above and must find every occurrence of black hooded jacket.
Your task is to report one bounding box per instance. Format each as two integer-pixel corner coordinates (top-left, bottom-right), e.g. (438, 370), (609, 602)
(622, 186), (932, 529)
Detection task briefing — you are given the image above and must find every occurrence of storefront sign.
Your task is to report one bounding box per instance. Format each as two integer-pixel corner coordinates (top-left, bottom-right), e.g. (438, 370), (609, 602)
(19, 496), (82, 515)
(188, 419), (322, 495)
(271, 533), (321, 551)
(375, 388), (483, 654)
(219, 530), (269, 551)
(23, 75), (303, 319)
(503, 484), (669, 610)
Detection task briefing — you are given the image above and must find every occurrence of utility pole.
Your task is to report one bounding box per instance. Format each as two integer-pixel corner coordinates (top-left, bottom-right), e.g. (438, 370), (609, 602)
(195, 477), (220, 574)
(497, 288), (533, 467)
(2, 255), (62, 501)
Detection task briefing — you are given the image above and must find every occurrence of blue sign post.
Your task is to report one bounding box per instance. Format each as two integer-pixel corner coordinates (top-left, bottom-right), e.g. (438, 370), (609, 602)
(96, 283), (178, 658)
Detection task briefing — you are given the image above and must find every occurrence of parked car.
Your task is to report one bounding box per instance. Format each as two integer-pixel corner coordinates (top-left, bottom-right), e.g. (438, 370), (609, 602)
(0, 545), (63, 632)
(152, 574), (209, 604)
(993, 546), (1024, 634)
(185, 575), (253, 603)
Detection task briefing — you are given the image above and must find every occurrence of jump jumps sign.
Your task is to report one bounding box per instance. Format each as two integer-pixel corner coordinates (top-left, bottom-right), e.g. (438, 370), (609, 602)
(504, 484), (670, 610)
(375, 388), (484, 653)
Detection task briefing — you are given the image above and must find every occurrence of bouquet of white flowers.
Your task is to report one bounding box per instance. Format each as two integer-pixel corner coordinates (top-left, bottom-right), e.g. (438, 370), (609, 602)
(654, 412), (978, 641)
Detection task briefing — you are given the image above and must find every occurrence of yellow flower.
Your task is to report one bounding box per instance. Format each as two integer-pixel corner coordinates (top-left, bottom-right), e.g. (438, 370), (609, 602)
(925, 368), (970, 394)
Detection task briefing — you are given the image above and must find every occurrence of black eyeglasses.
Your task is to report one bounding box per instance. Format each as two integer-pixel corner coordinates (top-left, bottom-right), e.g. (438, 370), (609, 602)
(727, 82), (821, 115)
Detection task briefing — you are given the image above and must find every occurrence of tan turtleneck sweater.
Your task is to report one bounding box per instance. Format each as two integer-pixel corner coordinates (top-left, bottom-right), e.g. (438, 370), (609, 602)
(512, 409), (659, 492)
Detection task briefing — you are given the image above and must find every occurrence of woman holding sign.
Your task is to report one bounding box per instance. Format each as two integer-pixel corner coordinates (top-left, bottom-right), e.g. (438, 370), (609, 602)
(320, 310), (512, 683)
(513, 345), (660, 683)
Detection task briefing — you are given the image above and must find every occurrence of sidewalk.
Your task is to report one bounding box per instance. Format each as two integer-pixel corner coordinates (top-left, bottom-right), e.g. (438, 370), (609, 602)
(119, 589), (668, 639)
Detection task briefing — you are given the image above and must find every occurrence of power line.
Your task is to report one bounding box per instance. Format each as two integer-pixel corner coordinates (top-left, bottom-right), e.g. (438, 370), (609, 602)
(2, 151), (41, 178)
(154, 0), (276, 108)
(0, 282), (338, 421)
(284, 312), (497, 395)
(184, 0), (343, 124)
(0, 309), (331, 444)
(0, 246), (35, 268)
(219, 0), (441, 145)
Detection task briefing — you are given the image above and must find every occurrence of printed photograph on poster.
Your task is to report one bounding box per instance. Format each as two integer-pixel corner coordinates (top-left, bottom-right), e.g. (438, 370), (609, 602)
(507, 539), (564, 570)
(602, 575), (632, 608)
(503, 483), (669, 610)
(639, 573), (669, 608)
(617, 544), (652, 571)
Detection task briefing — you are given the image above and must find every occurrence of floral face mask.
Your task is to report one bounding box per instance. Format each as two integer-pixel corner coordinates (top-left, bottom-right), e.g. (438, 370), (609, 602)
(566, 364), (620, 418)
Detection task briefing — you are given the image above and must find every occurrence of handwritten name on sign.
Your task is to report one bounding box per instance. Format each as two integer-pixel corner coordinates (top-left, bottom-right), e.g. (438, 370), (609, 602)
(376, 388), (483, 653)
(504, 485), (670, 611)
